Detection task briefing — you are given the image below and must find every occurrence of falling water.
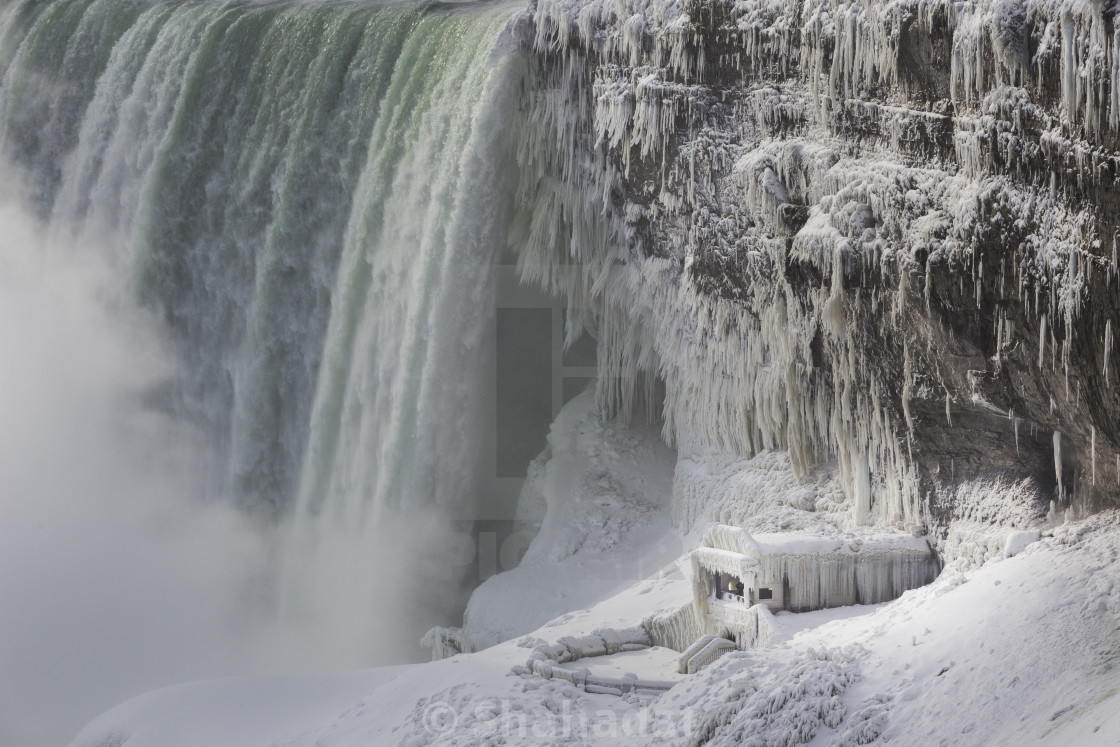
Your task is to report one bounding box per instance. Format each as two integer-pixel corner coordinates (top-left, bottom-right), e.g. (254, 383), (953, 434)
(0, 0), (525, 674)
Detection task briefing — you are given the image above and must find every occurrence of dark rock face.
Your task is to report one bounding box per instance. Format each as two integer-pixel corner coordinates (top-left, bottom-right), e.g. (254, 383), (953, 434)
(511, 0), (1120, 533)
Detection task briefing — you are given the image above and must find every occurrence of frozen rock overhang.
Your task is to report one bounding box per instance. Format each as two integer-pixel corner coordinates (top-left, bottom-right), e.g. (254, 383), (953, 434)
(509, 0), (1120, 533)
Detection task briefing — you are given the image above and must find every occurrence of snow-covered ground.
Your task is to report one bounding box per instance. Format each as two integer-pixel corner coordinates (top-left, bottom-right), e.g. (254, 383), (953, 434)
(69, 421), (1120, 747)
(65, 371), (1120, 747)
(656, 512), (1120, 746)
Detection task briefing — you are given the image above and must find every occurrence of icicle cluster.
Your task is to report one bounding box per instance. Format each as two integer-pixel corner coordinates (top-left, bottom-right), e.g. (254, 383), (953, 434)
(510, 0), (1120, 530)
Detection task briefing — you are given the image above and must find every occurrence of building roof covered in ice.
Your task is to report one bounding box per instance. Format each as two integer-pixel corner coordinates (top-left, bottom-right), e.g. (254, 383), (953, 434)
(697, 524), (933, 564)
(693, 525), (939, 614)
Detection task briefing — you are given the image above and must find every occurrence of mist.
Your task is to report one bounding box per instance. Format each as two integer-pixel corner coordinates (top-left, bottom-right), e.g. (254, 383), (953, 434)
(0, 176), (430, 746)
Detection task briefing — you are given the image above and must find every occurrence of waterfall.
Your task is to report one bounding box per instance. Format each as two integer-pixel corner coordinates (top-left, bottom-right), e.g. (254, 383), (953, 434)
(0, 0), (524, 661)
(1, 0), (519, 514)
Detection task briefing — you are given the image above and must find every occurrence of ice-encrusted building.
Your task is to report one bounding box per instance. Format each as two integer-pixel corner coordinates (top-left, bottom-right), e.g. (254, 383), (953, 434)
(691, 525), (939, 640)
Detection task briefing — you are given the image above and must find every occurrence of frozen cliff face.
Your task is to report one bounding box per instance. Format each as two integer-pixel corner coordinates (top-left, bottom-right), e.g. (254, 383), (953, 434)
(509, 0), (1120, 538)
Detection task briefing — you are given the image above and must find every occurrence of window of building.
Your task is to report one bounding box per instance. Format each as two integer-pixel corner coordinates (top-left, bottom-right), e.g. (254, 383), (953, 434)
(714, 572), (745, 601)
(758, 587), (773, 600)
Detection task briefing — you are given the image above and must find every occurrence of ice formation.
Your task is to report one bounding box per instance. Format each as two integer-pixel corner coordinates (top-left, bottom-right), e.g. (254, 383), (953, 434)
(456, 388), (677, 652)
(509, 0), (1120, 537)
(691, 524), (938, 625)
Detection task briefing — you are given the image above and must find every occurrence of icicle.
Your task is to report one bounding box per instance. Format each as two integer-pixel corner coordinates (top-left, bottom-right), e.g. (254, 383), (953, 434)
(1105, 319), (1113, 388)
(945, 390), (952, 427)
(1064, 338), (1070, 400)
(1052, 326), (1058, 372)
(1039, 314), (1047, 368)
(1054, 430), (1063, 500)
(902, 342), (914, 435)
(1014, 416), (1020, 457)
(1062, 14), (1077, 123)
(824, 244), (847, 336)
(854, 452), (871, 526)
(1092, 425), (1097, 486)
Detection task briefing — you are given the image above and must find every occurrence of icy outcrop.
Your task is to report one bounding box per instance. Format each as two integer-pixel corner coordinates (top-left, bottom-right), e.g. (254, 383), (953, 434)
(517, 389), (676, 565)
(673, 449), (851, 532)
(937, 475), (1049, 565)
(643, 601), (705, 652)
(419, 626), (473, 661)
(461, 389), (678, 650)
(510, 0), (1120, 542)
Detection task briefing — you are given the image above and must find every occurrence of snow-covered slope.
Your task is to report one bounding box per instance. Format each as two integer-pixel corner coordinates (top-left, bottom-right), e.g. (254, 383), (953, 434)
(70, 508), (1120, 746)
(460, 389), (680, 650)
(62, 382), (1120, 745)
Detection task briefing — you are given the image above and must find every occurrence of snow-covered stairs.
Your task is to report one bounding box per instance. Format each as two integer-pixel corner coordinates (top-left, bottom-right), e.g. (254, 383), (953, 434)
(678, 635), (736, 674)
